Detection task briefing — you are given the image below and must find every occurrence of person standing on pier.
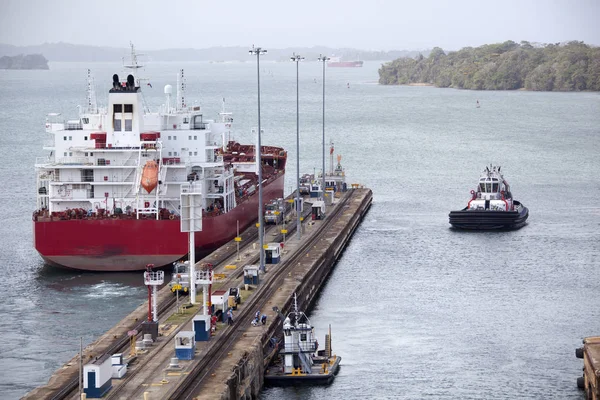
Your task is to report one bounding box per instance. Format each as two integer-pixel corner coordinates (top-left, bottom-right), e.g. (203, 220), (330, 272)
(227, 308), (234, 326)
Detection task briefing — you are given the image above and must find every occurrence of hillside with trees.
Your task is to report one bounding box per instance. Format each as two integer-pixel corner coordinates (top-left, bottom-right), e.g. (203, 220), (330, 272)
(0, 54), (48, 69)
(378, 41), (600, 91)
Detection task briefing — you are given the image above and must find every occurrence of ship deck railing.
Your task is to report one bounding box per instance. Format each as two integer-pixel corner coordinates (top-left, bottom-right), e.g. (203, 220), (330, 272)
(280, 342), (318, 354)
(36, 157), (143, 167)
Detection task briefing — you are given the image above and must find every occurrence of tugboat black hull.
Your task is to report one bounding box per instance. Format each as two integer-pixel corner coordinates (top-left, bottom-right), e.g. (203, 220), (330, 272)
(449, 201), (529, 231)
(264, 356), (342, 386)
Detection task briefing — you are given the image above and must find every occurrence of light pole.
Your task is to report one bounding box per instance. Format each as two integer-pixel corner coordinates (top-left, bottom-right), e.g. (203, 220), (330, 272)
(317, 54), (329, 212)
(291, 53), (304, 240)
(250, 45), (267, 271)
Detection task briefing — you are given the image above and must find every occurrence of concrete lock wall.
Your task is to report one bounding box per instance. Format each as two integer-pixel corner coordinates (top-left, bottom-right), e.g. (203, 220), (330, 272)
(216, 189), (372, 399)
(23, 286), (174, 400)
(226, 344), (264, 399)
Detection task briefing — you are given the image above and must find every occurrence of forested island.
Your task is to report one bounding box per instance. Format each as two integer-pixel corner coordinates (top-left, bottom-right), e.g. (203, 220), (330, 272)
(0, 54), (49, 69)
(379, 41), (600, 91)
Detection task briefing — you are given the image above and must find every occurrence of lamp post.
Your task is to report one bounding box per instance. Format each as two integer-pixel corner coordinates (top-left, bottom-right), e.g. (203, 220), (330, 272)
(317, 54), (329, 212)
(291, 53), (304, 240)
(250, 45), (267, 271)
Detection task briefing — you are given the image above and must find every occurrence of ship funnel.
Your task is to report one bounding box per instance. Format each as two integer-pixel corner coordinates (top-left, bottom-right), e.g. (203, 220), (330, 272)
(112, 74), (120, 89)
(127, 74), (135, 88)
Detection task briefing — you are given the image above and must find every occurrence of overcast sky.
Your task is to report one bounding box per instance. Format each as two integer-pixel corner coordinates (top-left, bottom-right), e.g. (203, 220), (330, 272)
(0, 0), (598, 51)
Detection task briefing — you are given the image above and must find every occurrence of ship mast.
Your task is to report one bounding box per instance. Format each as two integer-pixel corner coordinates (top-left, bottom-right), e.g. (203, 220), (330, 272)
(85, 69), (98, 114)
(123, 42), (151, 112)
(220, 97), (233, 150)
(329, 141), (334, 174)
(176, 69), (186, 111)
(123, 42), (144, 87)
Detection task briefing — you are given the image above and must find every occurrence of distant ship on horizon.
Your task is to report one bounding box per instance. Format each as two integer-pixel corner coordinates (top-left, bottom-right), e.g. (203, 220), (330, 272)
(327, 56), (363, 68)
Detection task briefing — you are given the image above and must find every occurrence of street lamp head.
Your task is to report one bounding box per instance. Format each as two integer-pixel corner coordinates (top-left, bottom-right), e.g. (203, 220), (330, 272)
(291, 53), (305, 62)
(250, 46), (267, 55)
(318, 54), (330, 62)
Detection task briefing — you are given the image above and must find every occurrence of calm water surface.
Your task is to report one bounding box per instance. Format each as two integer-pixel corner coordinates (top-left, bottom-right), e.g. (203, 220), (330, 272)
(0, 60), (598, 399)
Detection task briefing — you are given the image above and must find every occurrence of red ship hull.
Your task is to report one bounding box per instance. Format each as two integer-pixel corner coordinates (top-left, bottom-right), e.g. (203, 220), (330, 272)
(34, 173), (285, 271)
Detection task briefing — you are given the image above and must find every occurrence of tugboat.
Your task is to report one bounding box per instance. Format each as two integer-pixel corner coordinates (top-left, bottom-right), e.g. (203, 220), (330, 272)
(449, 165), (529, 230)
(265, 295), (341, 385)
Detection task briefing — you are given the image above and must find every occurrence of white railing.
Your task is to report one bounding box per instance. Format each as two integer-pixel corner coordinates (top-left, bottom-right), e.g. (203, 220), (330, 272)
(282, 342), (317, 353)
(56, 157), (94, 165)
(52, 190), (139, 200)
(35, 157), (52, 165)
(163, 159), (185, 166)
(144, 270), (165, 285)
(65, 121), (83, 130)
(46, 123), (65, 132)
(40, 157), (142, 167)
(194, 270), (213, 284)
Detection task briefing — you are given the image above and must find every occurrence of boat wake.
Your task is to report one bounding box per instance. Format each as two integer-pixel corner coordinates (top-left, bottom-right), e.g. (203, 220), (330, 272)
(84, 281), (135, 298)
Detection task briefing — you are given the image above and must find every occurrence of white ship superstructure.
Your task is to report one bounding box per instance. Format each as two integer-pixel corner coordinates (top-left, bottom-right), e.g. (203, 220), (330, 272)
(36, 55), (237, 220)
(467, 165), (513, 211)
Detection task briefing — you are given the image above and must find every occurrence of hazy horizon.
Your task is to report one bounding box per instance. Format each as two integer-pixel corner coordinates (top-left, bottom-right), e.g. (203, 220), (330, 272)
(0, 0), (598, 52)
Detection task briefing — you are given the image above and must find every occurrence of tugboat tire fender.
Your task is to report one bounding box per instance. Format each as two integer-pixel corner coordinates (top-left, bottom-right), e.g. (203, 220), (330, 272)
(576, 347), (584, 359)
(577, 376), (585, 389)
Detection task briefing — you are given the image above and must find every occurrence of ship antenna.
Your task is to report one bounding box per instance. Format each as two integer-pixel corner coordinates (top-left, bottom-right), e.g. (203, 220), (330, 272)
(86, 69), (98, 114)
(176, 69), (186, 111)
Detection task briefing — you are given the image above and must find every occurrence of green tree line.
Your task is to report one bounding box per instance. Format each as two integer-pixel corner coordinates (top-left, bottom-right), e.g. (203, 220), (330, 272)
(378, 41), (600, 91)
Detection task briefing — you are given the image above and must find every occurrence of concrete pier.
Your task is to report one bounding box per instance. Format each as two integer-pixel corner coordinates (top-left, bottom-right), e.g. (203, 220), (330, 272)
(24, 188), (372, 400)
(194, 189), (372, 400)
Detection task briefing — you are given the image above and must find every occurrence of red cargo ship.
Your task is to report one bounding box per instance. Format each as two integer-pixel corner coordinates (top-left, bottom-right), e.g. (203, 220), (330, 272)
(33, 46), (286, 271)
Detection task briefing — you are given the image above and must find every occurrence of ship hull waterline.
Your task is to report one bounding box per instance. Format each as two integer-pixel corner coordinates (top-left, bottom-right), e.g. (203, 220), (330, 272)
(264, 357), (342, 386)
(34, 174), (284, 271)
(449, 201), (529, 231)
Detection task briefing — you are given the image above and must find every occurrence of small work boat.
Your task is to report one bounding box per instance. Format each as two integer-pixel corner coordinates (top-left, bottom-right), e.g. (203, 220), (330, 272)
(449, 165), (529, 230)
(265, 296), (341, 386)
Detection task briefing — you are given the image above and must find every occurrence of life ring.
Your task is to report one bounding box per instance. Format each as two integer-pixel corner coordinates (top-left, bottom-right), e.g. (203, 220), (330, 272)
(169, 214), (175, 220)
